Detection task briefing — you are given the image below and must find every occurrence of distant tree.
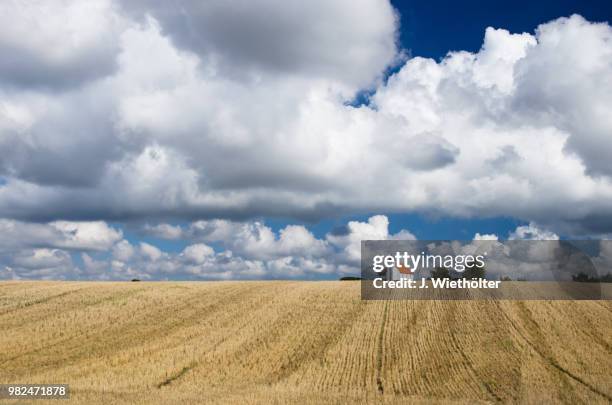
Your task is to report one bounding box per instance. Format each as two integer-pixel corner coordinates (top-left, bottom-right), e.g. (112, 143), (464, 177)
(462, 259), (486, 279)
(340, 276), (361, 281)
(431, 267), (450, 279)
(131, 278), (141, 282)
(500, 275), (513, 281)
(572, 272), (605, 282)
(572, 272), (591, 282)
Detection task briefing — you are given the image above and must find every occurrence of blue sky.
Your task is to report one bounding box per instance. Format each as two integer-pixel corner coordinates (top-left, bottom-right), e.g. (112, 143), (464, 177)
(123, 215), (523, 255)
(1, 0), (611, 280)
(394, 0), (612, 59)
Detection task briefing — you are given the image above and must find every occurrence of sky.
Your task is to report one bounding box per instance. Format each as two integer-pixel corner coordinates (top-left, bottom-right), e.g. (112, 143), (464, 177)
(395, 0), (612, 59)
(0, 0), (611, 280)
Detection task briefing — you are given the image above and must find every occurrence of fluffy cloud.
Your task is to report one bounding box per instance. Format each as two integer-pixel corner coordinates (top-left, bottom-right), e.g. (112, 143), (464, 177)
(472, 222), (560, 241)
(112, 239), (135, 262)
(474, 233), (499, 241)
(146, 219), (332, 260)
(4, 248), (78, 280)
(154, 215), (414, 279)
(13, 248), (72, 269)
(509, 222), (560, 240)
(327, 215), (416, 264)
(143, 223), (183, 240)
(139, 242), (162, 261)
(0, 0), (125, 89)
(0, 219), (122, 280)
(120, 0), (400, 90)
(144, 215), (415, 264)
(155, 215), (415, 278)
(1, 214), (605, 281)
(0, 6), (611, 239)
(181, 243), (214, 264)
(512, 16), (612, 177)
(0, 215), (418, 280)
(0, 219), (122, 251)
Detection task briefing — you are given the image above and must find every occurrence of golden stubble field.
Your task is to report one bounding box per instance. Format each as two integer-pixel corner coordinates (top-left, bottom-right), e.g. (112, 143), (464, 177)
(0, 281), (611, 404)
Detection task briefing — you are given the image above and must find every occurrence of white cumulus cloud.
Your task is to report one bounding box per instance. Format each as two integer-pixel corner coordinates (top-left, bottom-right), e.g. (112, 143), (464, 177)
(0, 1), (611, 284)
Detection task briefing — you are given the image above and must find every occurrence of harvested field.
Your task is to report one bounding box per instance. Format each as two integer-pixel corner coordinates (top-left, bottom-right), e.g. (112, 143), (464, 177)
(0, 281), (611, 404)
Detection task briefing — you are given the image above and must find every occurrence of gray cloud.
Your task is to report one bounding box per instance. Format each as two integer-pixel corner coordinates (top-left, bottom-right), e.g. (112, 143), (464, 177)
(0, 0), (124, 90)
(0, 219), (122, 251)
(0, 90), (126, 187)
(400, 134), (459, 171)
(0, 6), (610, 237)
(120, 0), (400, 89)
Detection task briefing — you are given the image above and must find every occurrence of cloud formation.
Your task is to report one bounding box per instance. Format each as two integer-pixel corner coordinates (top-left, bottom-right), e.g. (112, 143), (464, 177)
(1, 215), (607, 281)
(0, 0), (124, 89)
(0, 4), (611, 240)
(120, 0), (400, 89)
(0, 219), (122, 251)
(0, 215), (416, 280)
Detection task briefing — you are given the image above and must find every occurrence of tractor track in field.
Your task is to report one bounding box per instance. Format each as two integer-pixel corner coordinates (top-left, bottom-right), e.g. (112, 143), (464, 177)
(497, 301), (612, 402)
(157, 362), (197, 388)
(0, 287), (90, 317)
(446, 302), (503, 402)
(375, 301), (389, 395)
(0, 287), (151, 367)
